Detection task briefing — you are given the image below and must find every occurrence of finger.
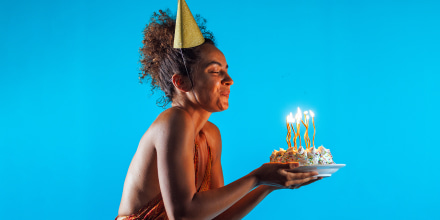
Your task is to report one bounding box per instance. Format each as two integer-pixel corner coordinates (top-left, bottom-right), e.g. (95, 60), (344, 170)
(286, 172), (317, 180)
(294, 177), (323, 189)
(287, 162), (299, 169)
(278, 168), (289, 177)
(285, 168), (319, 176)
(286, 176), (318, 186)
(278, 164), (302, 177)
(298, 177), (321, 188)
(290, 171), (318, 176)
(278, 162), (299, 170)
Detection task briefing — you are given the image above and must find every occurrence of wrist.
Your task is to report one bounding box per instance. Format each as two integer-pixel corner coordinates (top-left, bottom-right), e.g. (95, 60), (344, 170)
(260, 185), (278, 192)
(247, 170), (260, 188)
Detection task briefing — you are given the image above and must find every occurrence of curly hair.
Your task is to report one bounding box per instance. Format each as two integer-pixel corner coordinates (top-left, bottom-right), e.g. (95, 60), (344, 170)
(139, 9), (215, 107)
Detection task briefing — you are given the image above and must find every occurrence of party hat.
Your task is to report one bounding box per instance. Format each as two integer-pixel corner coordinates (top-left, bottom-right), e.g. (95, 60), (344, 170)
(173, 0), (205, 48)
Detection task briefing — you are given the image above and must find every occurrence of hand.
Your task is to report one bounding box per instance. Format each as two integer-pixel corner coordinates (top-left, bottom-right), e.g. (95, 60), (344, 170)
(286, 176), (323, 190)
(252, 162), (319, 189)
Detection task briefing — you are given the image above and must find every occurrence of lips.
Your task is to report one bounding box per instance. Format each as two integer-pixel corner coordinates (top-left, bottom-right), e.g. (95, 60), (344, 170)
(220, 90), (230, 98)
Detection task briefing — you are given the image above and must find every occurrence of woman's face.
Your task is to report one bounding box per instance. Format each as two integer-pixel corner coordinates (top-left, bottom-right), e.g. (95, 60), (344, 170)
(191, 43), (233, 112)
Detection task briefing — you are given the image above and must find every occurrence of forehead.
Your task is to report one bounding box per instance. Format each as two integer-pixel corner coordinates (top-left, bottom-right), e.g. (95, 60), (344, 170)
(198, 44), (227, 67)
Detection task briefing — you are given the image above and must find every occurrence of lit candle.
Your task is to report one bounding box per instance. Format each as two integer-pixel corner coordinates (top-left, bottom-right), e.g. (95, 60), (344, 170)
(306, 115), (310, 148)
(286, 116), (291, 148)
(301, 111), (310, 149)
(291, 123), (296, 150)
(286, 113), (295, 148)
(310, 110), (315, 147)
(287, 112), (296, 149)
(296, 107), (302, 148)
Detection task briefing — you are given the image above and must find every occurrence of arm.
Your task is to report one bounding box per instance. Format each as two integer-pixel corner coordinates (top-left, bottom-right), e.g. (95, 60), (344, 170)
(213, 179), (322, 220)
(208, 123), (274, 219)
(213, 185), (275, 220)
(156, 110), (317, 220)
(209, 122), (321, 220)
(208, 122), (314, 220)
(156, 110), (258, 220)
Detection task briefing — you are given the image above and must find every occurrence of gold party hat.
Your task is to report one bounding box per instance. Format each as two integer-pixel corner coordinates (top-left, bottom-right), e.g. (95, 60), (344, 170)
(173, 0), (205, 48)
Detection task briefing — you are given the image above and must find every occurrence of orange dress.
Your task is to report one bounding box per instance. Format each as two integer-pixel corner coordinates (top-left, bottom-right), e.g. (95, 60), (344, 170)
(116, 143), (212, 220)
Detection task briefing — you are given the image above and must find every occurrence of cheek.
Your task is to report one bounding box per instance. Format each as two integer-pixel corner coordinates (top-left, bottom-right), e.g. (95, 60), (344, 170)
(194, 82), (216, 102)
(198, 80), (219, 94)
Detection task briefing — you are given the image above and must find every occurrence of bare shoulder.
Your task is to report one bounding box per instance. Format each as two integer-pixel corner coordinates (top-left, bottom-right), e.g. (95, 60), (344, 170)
(203, 121), (220, 137)
(156, 107), (194, 125)
(152, 107), (195, 150)
(203, 121), (222, 155)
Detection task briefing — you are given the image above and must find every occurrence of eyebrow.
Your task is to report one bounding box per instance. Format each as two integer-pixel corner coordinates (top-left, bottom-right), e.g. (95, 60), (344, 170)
(205, 61), (229, 69)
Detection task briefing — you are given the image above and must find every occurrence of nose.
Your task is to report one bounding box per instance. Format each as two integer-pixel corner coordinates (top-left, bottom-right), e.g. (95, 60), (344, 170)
(222, 72), (234, 86)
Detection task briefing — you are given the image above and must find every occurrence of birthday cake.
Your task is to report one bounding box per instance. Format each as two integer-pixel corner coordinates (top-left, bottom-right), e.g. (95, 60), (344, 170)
(270, 108), (336, 166)
(269, 146), (335, 165)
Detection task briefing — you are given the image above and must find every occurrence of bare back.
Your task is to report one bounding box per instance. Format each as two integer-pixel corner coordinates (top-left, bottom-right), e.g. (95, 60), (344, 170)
(117, 107), (223, 216)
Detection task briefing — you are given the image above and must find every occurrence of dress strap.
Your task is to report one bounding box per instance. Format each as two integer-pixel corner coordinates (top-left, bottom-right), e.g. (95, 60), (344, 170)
(193, 143), (200, 187)
(198, 145), (212, 192)
(194, 132), (212, 192)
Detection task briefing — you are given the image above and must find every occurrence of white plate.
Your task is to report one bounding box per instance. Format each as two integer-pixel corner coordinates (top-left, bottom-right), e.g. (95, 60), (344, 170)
(289, 164), (346, 177)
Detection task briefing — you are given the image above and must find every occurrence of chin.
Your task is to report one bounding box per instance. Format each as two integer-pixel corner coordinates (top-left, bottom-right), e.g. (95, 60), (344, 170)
(219, 106), (229, 111)
(216, 102), (229, 111)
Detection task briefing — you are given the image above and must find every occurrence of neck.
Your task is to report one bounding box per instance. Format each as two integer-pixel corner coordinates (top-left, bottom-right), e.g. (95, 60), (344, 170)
(171, 100), (211, 135)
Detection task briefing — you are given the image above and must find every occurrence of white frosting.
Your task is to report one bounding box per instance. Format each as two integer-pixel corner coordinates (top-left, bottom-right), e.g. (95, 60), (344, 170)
(306, 146), (321, 165)
(295, 146), (308, 166)
(317, 145), (335, 164)
(286, 147), (295, 153)
(275, 148), (286, 162)
(271, 145), (335, 165)
(282, 147), (297, 162)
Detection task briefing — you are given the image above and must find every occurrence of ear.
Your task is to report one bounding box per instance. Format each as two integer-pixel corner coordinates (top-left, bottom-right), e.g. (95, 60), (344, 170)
(171, 74), (192, 92)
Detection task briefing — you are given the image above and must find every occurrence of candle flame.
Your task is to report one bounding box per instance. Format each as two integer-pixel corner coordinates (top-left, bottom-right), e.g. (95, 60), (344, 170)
(295, 115), (301, 124)
(296, 108), (302, 118)
(286, 112), (295, 123)
(309, 110), (315, 118)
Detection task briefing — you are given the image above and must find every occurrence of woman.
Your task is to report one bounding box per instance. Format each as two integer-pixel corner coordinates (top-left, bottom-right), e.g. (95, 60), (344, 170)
(116, 10), (321, 220)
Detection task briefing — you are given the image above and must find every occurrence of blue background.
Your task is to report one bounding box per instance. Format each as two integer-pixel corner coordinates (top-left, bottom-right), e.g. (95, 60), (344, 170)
(1, 0), (439, 219)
